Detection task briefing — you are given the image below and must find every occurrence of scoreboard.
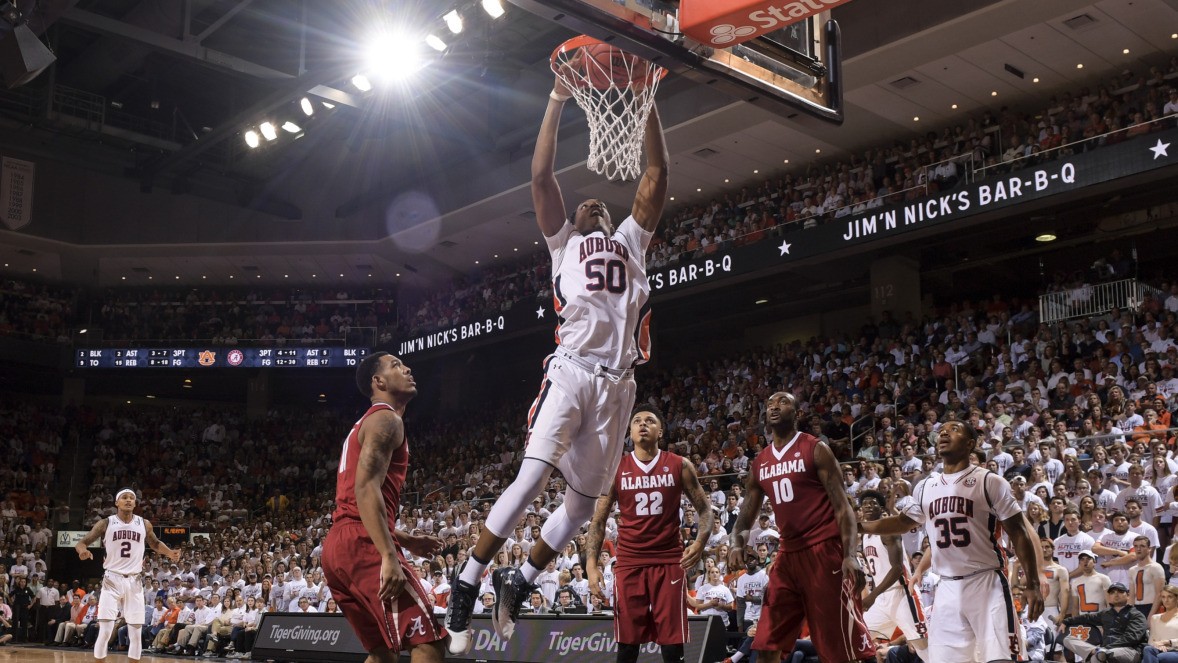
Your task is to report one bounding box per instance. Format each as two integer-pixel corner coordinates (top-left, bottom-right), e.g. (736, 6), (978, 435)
(75, 346), (370, 369)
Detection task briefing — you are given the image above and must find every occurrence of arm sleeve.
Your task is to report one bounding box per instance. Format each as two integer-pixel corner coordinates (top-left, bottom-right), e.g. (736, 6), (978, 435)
(985, 472), (1023, 521)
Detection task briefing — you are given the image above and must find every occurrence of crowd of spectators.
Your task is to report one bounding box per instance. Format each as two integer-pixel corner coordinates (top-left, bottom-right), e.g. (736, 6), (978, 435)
(0, 280), (80, 342)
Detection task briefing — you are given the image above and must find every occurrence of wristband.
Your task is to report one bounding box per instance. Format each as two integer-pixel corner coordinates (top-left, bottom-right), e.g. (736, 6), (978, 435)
(549, 90), (572, 103)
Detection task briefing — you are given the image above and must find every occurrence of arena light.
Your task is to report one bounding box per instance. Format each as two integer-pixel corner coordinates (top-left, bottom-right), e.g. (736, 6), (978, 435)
(299, 97), (314, 116)
(259, 122), (278, 141)
(363, 31), (424, 83)
(351, 74), (373, 92)
(281, 121), (302, 133)
(425, 34), (448, 52)
(443, 10), (463, 34)
(1035, 233), (1057, 242)
(244, 130), (260, 148)
(481, 0), (505, 19)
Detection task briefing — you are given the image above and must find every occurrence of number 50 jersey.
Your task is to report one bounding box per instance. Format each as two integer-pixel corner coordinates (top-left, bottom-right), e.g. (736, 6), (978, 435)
(902, 466), (1022, 578)
(751, 432), (841, 553)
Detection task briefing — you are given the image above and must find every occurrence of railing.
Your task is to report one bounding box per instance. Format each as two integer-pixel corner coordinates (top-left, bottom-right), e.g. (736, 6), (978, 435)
(1039, 278), (1165, 324)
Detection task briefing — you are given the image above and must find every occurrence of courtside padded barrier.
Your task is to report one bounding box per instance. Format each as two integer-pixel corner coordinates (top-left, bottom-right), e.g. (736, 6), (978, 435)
(252, 611), (728, 663)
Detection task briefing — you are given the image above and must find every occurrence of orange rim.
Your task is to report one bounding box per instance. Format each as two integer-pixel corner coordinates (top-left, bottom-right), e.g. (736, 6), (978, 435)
(549, 35), (667, 85)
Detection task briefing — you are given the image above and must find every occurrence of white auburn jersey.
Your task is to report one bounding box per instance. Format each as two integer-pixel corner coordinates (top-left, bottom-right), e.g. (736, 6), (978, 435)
(863, 533), (907, 590)
(902, 466), (1022, 578)
(104, 514), (147, 575)
(547, 216), (653, 368)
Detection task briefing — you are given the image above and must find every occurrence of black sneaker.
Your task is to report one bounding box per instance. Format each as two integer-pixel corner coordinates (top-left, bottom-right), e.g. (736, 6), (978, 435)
(445, 566), (480, 655)
(491, 567), (534, 641)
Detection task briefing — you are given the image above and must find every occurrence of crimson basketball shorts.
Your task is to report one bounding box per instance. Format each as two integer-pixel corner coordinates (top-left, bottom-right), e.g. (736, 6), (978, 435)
(321, 520), (445, 653)
(612, 563), (688, 645)
(754, 537), (875, 660)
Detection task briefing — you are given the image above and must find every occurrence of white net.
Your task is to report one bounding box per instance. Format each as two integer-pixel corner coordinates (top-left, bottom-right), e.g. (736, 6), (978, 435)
(551, 38), (665, 182)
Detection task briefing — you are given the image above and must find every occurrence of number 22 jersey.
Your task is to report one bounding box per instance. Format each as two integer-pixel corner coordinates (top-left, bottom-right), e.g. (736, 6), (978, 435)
(902, 466), (1022, 578)
(752, 432), (840, 553)
(613, 449), (684, 568)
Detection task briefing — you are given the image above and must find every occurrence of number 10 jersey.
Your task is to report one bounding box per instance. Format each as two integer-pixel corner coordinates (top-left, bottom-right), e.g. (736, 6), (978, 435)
(902, 466), (1022, 578)
(751, 432), (840, 553)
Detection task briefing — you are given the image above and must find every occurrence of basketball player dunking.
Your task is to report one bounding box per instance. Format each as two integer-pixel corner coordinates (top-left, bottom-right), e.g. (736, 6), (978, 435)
(321, 352), (446, 663)
(75, 488), (181, 663)
(584, 408), (714, 663)
(447, 66), (669, 653)
(728, 392), (875, 663)
(862, 420), (1044, 662)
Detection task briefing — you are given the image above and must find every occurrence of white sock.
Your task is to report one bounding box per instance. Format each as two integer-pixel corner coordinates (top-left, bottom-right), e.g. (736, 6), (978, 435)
(459, 556), (489, 587)
(729, 653), (744, 662)
(520, 560), (544, 584)
(128, 624), (143, 660)
(94, 620), (115, 659)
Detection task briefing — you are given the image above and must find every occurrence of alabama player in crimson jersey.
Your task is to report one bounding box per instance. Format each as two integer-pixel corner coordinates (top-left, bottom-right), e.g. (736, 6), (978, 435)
(322, 352), (446, 663)
(728, 392), (875, 663)
(447, 66), (669, 653)
(584, 408), (714, 663)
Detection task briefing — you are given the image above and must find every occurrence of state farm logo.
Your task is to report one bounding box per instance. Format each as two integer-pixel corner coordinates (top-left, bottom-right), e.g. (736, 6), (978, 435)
(688, 0), (851, 48)
(710, 23), (757, 45)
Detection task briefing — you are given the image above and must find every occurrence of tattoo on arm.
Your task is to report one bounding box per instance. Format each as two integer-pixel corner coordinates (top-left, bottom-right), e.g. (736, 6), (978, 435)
(79, 518), (107, 546)
(681, 461), (713, 545)
(585, 489), (615, 567)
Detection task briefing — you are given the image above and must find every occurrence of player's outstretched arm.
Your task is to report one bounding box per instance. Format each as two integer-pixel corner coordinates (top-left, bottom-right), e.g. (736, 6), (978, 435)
(631, 106), (668, 233)
(815, 442), (865, 592)
(681, 460), (713, 569)
(75, 517), (108, 561)
(727, 472), (764, 570)
(1004, 512), (1043, 621)
(531, 80), (571, 238)
(355, 409), (407, 601)
(142, 519), (182, 563)
(584, 487), (616, 601)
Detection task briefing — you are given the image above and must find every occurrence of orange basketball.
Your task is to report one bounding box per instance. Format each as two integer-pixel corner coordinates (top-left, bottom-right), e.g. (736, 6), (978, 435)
(580, 42), (646, 90)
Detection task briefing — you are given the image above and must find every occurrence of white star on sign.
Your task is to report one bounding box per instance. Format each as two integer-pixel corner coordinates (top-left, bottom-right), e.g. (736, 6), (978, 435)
(778, 240), (792, 256)
(1150, 139), (1171, 160)
(535, 306), (545, 319)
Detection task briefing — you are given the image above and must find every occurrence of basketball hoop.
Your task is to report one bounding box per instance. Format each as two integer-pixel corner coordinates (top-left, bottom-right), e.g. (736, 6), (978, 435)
(551, 36), (666, 182)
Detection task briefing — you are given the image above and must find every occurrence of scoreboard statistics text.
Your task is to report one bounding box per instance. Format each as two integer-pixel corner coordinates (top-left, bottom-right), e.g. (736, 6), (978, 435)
(75, 347), (371, 369)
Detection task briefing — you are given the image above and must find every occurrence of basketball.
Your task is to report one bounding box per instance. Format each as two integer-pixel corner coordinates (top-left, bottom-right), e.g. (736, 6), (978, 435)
(580, 42), (646, 90)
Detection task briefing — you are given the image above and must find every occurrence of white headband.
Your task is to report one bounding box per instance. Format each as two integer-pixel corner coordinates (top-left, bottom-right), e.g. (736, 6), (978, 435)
(116, 488), (136, 501)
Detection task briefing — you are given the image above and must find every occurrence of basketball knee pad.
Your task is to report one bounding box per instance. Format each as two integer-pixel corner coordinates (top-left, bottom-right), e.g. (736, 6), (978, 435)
(660, 643), (684, 663)
(95, 620), (115, 658)
(540, 489), (596, 551)
(617, 642), (641, 663)
(485, 459), (554, 538)
(127, 624), (143, 659)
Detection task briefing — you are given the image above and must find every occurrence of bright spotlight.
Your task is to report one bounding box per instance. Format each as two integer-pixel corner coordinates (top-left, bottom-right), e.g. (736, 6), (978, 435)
(351, 74), (373, 91)
(259, 122), (278, 141)
(443, 10), (463, 34)
(363, 33), (424, 82)
(244, 130), (260, 148)
(425, 34), (447, 52)
(299, 97), (314, 116)
(481, 0), (505, 19)
(281, 121), (302, 133)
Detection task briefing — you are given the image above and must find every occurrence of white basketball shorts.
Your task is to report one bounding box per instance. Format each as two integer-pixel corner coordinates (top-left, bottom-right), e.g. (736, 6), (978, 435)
(98, 571), (145, 624)
(523, 348), (636, 497)
(929, 569), (1024, 663)
(864, 585), (928, 643)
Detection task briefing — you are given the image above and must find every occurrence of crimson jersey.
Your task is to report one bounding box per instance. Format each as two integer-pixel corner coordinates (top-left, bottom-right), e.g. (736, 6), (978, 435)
(752, 432), (840, 553)
(614, 450), (684, 568)
(333, 403), (407, 533)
